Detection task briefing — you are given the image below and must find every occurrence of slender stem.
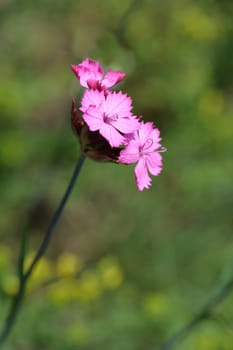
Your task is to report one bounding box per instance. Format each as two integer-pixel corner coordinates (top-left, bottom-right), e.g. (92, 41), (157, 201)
(156, 276), (233, 350)
(0, 153), (86, 346)
(18, 223), (29, 281)
(0, 279), (26, 346)
(25, 152), (86, 280)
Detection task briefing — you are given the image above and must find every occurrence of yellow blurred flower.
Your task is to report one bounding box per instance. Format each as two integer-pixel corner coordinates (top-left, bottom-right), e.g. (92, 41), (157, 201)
(49, 269), (101, 305)
(24, 253), (53, 290)
(56, 252), (83, 278)
(195, 331), (233, 350)
(195, 333), (218, 350)
(2, 275), (19, 296)
(48, 279), (79, 305)
(142, 292), (169, 318)
(98, 256), (124, 289)
(199, 89), (224, 117)
(77, 270), (101, 302)
(175, 7), (218, 41)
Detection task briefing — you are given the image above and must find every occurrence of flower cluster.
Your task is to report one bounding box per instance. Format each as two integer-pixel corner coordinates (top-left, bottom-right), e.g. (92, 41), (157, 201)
(71, 58), (165, 191)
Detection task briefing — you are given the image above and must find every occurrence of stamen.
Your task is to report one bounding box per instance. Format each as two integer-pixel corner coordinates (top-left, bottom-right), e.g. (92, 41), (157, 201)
(158, 147), (167, 153)
(103, 113), (119, 123)
(143, 138), (153, 151)
(111, 113), (119, 121)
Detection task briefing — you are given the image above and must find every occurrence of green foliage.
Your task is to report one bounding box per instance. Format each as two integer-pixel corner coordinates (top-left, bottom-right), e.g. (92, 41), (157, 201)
(0, 0), (233, 349)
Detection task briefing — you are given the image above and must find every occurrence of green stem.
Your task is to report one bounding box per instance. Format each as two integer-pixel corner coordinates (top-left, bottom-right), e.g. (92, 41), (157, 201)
(18, 223), (29, 281)
(156, 277), (233, 350)
(0, 153), (86, 347)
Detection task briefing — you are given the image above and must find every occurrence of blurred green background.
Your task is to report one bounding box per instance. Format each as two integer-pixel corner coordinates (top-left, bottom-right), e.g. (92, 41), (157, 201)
(0, 0), (233, 349)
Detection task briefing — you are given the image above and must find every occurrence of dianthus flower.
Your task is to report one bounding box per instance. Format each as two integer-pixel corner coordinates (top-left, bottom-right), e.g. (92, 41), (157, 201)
(80, 89), (140, 147)
(71, 58), (166, 190)
(71, 58), (125, 90)
(118, 122), (164, 191)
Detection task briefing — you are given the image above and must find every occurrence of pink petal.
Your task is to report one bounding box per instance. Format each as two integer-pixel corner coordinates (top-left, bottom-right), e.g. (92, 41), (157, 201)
(147, 128), (162, 151)
(124, 132), (136, 143)
(150, 127), (161, 142)
(71, 65), (89, 88)
(99, 124), (125, 147)
(104, 91), (133, 117)
(82, 108), (104, 131)
(134, 158), (152, 191)
(118, 142), (139, 164)
(80, 90), (104, 113)
(71, 59), (104, 88)
(86, 78), (100, 89)
(102, 70), (126, 88)
(71, 64), (79, 78)
(112, 116), (140, 134)
(146, 152), (162, 176)
(79, 58), (103, 79)
(137, 122), (154, 146)
(142, 137), (161, 153)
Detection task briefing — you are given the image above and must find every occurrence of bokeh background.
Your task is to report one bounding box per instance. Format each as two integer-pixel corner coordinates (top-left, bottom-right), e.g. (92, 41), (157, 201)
(0, 0), (233, 349)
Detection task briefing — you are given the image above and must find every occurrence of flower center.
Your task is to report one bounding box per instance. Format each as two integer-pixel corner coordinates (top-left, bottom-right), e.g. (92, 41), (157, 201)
(103, 113), (119, 124)
(142, 138), (153, 151)
(138, 138), (154, 157)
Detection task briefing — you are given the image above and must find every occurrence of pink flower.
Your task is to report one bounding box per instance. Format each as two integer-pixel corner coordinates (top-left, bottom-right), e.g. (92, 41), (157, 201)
(118, 122), (164, 191)
(80, 89), (140, 147)
(71, 58), (126, 90)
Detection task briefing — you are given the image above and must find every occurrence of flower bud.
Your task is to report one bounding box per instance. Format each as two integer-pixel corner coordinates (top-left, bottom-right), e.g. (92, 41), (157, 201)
(71, 100), (121, 162)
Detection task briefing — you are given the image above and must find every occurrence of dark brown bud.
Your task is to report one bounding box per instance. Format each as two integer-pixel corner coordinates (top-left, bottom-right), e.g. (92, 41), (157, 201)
(71, 98), (84, 137)
(71, 100), (121, 162)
